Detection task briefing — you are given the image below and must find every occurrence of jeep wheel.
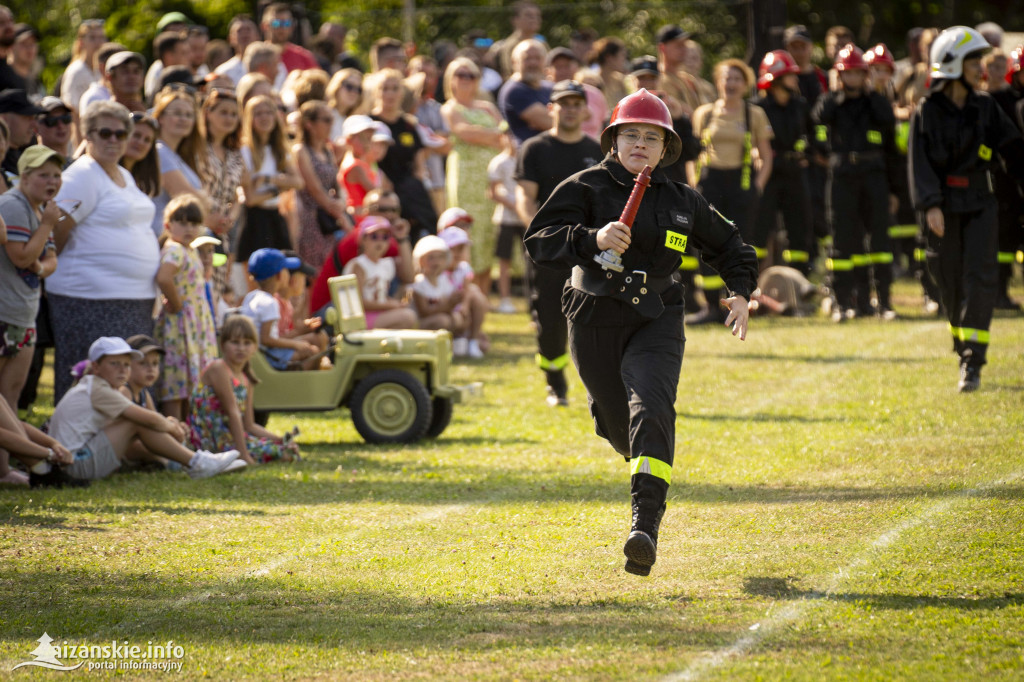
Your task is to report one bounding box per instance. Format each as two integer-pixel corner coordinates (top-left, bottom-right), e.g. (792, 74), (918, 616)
(425, 397), (453, 438)
(350, 370), (432, 443)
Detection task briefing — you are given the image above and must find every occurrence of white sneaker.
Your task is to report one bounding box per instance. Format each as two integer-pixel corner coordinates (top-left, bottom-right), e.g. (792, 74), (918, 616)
(223, 459), (248, 474)
(496, 299), (516, 314)
(452, 337), (469, 356)
(188, 449), (241, 479)
(467, 339), (484, 359)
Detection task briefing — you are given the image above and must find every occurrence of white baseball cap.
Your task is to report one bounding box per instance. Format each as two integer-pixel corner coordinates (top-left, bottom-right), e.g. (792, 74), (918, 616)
(437, 207), (473, 230)
(371, 121), (394, 144)
(438, 226), (470, 248)
(88, 336), (143, 362)
(342, 114), (376, 139)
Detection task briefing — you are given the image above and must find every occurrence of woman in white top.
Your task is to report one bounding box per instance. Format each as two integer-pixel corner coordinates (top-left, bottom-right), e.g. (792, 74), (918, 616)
(49, 101), (160, 401)
(235, 95), (303, 268)
(151, 87), (211, 236)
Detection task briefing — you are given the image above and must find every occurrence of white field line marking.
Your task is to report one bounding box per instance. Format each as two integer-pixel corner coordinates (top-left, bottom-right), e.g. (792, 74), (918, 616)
(663, 469), (1024, 682)
(97, 503), (470, 637)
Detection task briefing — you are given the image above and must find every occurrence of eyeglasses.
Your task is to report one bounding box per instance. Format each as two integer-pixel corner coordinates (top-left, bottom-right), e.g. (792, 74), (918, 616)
(342, 82), (362, 94)
(270, 19), (293, 28)
(618, 130), (664, 146)
(92, 127), (128, 141)
(371, 205), (400, 214)
(40, 114), (72, 127)
(365, 231), (391, 241)
(454, 71), (479, 80)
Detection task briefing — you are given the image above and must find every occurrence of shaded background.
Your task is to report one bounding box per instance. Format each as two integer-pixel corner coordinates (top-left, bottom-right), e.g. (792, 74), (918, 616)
(14, 0), (1023, 92)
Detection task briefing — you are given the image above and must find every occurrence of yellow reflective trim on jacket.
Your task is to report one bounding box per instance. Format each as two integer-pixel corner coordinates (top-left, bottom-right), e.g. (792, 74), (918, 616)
(826, 258), (854, 272)
(783, 250), (809, 263)
(997, 251), (1015, 264)
(949, 325), (990, 344)
(868, 252), (894, 264)
(978, 144), (992, 161)
(896, 121), (910, 155)
(914, 248), (928, 262)
(741, 131), (752, 190)
(695, 274), (725, 290)
(630, 456), (672, 484)
(1018, 250), (1024, 264)
(753, 246), (768, 259)
(794, 139), (807, 152)
(535, 353), (570, 371)
(851, 254), (872, 267)
(678, 255), (700, 271)
(815, 125), (828, 142)
(888, 224), (919, 239)
(867, 130), (882, 145)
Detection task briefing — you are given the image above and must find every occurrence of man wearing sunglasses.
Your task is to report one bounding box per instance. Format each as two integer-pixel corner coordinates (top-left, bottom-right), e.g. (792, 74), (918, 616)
(35, 97), (73, 162)
(261, 3), (317, 74)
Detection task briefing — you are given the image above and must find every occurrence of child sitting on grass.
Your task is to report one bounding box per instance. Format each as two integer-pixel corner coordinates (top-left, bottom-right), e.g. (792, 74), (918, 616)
(410, 235), (481, 358)
(437, 221), (488, 358)
(119, 335), (189, 470)
(241, 248), (327, 371)
(190, 315), (299, 465)
(44, 337), (244, 481)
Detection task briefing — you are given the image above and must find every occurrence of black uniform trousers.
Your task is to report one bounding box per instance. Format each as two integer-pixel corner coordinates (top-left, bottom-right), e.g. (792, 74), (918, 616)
(828, 168), (893, 310)
(753, 165), (812, 274)
(697, 169), (757, 305)
(524, 256), (571, 394)
(568, 302), (683, 506)
(926, 205), (998, 368)
(995, 171), (1024, 297)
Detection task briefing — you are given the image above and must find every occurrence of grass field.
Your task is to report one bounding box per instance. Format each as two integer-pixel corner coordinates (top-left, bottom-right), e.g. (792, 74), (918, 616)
(2, 281), (1023, 680)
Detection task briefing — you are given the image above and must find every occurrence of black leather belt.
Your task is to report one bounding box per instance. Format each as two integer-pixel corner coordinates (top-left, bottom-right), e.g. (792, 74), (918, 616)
(571, 266), (675, 319)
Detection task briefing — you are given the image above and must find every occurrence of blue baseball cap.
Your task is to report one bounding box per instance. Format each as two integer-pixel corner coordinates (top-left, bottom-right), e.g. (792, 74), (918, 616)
(248, 248), (301, 281)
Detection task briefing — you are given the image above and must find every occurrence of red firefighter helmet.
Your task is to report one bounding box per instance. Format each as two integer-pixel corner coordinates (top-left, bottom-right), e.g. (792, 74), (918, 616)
(758, 49), (800, 90)
(1008, 45), (1023, 84)
(600, 88), (683, 165)
(834, 44), (868, 72)
(864, 43), (896, 71)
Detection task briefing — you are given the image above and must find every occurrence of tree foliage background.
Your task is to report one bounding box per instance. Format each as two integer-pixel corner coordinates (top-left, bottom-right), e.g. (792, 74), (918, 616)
(12, 0), (1021, 93)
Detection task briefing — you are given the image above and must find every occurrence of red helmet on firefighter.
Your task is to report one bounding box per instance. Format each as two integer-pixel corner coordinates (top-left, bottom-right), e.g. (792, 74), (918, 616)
(757, 49), (800, 90)
(601, 88), (683, 165)
(1008, 45), (1023, 84)
(834, 44), (868, 72)
(864, 43), (896, 71)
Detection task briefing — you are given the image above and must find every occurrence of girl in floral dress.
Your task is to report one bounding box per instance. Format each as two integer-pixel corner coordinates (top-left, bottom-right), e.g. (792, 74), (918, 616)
(189, 315), (299, 464)
(154, 195), (219, 421)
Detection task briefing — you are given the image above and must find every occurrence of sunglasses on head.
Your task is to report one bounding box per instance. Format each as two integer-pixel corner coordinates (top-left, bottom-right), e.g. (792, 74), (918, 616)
(41, 114), (72, 127)
(131, 112), (160, 130)
(93, 127), (128, 141)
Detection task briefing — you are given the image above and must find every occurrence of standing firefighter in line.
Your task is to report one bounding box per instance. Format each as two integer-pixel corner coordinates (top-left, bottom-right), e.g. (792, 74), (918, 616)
(524, 90), (758, 576)
(908, 26), (1024, 392)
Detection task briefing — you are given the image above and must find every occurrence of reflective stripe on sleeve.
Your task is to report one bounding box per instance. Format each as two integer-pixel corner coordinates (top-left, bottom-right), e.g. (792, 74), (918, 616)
(678, 255), (700, 271)
(851, 254), (872, 267)
(868, 252), (894, 264)
(630, 456), (672, 484)
(826, 258), (854, 272)
(888, 224), (919, 239)
(695, 274), (725, 290)
(997, 251), (1015, 264)
(783, 250), (810, 263)
(753, 246), (768, 259)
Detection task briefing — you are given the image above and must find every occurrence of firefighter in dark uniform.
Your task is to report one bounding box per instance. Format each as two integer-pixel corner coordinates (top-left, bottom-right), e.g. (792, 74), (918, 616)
(524, 90), (758, 576)
(515, 80), (603, 407)
(753, 49), (813, 274)
(989, 44), (1024, 310)
(813, 45), (901, 321)
(909, 26), (1024, 392)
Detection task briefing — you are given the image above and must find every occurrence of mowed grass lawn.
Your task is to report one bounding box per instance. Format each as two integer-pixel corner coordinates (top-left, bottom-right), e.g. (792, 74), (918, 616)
(2, 281), (1023, 680)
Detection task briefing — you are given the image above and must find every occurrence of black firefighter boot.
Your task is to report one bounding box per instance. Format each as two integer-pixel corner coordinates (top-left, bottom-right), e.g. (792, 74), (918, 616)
(623, 474), (668, 576)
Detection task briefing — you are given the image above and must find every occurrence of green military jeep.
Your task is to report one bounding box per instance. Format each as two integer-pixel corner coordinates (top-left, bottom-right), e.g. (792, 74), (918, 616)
(250, 275), (478, 443)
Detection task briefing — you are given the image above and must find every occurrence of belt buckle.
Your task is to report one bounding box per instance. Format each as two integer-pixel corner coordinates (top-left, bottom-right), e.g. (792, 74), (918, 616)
(632, 270), (648, 284)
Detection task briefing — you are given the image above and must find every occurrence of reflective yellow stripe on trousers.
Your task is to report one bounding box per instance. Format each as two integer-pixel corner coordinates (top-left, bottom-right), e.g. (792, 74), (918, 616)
(630, 456), (672, 485)
(949, 324), (990, 345)
(535, 353), (570, 371)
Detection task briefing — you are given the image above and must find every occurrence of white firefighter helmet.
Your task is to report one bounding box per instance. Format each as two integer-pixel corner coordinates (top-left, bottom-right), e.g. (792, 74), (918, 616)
(929, 26), (990, 82)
